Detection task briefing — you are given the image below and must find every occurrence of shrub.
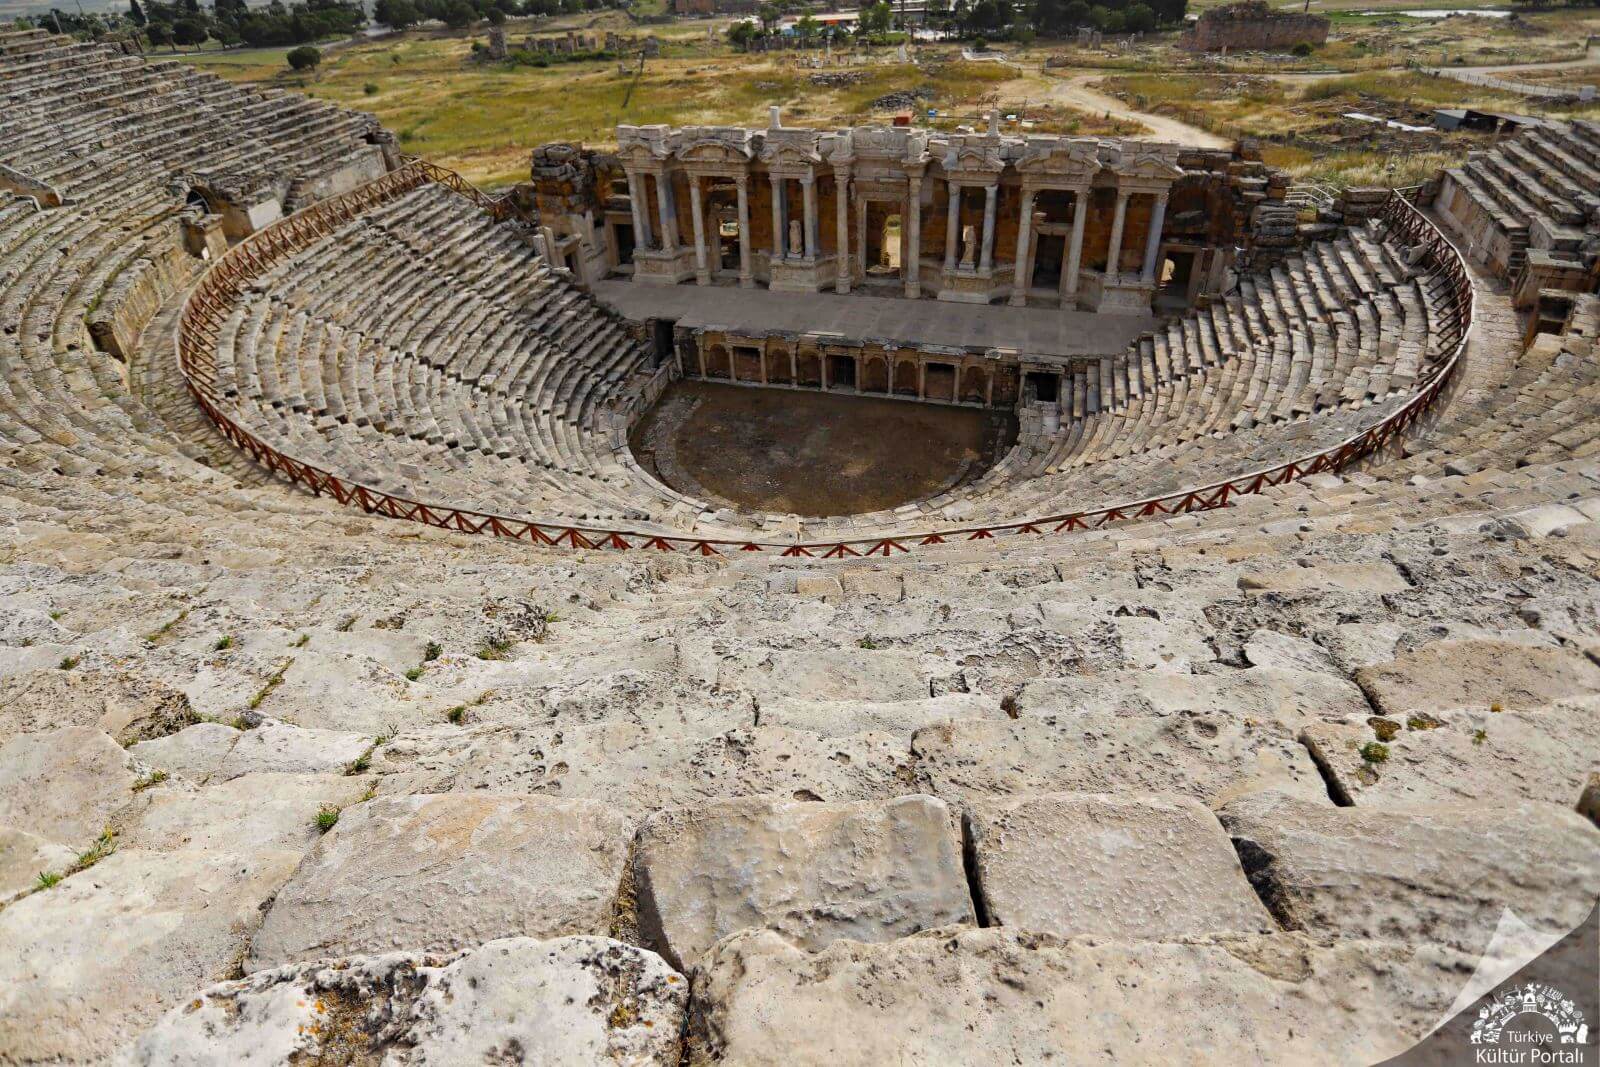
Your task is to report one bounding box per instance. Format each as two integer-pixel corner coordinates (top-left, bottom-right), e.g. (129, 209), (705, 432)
(1291, 41), (1314, 57)
(315, 804), (341, 833)
(286, 45), (321, 71)
(363, 81), (379, 95)
(1359, 741), (1389, 764)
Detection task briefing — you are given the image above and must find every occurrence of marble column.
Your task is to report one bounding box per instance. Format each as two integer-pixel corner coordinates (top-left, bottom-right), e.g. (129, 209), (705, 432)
(1009, 187), (1036, 307)
(689, 175), (709, 285)
(627, 171), (652, 253)
(770, 174), (785, 260)
(979, 182), (998, 274)
(735, 175), (754, 288)
(856, 194), (869, 279)
(1141, 191), (1169, 284)
(1105, 188), (1131, 280)
(834, 168), (851, 293)
(655, 172), (678, 255)
(801, 174), (817, 260)
(1062, 185), (1089, 306)
(944, 183), (960, 273)
(905, 174), (922, 298)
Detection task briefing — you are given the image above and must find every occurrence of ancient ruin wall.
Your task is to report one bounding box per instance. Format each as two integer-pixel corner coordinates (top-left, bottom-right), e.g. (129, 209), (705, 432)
(1181, 1), (1329, 52)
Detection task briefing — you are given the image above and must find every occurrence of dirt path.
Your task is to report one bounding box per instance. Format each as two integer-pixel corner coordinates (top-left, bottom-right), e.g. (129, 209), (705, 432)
(1031, 71), (1233, 148)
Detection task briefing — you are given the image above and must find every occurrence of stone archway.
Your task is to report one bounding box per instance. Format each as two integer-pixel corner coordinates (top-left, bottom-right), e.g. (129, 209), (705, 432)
(705, 344), (731, 380)
(796, 348), (822, 387)
(861, 356), (889, 393)
(961, 365), (988, 405)
(894, 359), (919, 397)
(765, 345), (793, 384)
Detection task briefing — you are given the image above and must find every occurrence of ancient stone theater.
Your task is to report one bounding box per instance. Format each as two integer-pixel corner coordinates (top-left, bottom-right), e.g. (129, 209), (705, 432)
(1, 25), (1598, 1065)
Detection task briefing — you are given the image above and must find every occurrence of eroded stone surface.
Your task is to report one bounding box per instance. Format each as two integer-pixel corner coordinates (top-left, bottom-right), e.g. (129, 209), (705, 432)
(0, 847), (301, 1063)
(213, 719), (373, 781)
(247, 793), (633, 971)
(690, 927), (1465, 1065)
(635, 794), (972, 969)
(964, 793), (1274, 938)
(1220, 791), (1600, 957)
(121, 936), (688, 1065)
(0, 824), (76, 902)
(1016, 666), (1368, 721)
(116, 772), (372, 854)
(0, 725), (138, 847)
(1301, 708), (1600, 808)
(1354, 640), (1600, 717)
(127, 722), (241, 784)
(913, 714), (1328, 808)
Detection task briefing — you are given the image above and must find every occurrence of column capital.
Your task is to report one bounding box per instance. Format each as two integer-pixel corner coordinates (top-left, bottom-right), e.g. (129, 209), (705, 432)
(734, 173), (748, 189)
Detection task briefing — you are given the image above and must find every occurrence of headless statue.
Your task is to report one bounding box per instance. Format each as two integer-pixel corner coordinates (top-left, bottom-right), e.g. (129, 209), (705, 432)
(788, 218), (804, 258)
(960, 223), (978, 269)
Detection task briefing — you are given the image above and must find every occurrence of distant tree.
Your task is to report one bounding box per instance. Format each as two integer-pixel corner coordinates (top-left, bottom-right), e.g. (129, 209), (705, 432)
(1123, 1), (1153, 30)
(146, 19), (174, 46)
(856, 0), (892, 35)
(726, 18), (757, 47)
(486, 5), (505, 22)
(128, 0), (148, 25)
(1145, 0), (1183, 23)
(442, 0), (475, 25)
(172, 14), (208, 41)
(1033, 0), (1068, 35)
(375, 0), (419, 25)
(286, 42), (321, 66)
(1061, 0), (1089, 25)
(795, 12), (819, 40)
(756, 1), (780, 31)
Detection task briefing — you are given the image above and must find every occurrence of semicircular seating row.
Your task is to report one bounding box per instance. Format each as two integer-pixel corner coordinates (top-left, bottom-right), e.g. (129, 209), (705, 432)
(0, 25), (1475, 550)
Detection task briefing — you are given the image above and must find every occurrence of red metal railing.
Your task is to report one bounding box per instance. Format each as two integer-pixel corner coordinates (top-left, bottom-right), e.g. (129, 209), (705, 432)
(176, 166), (1475, 560)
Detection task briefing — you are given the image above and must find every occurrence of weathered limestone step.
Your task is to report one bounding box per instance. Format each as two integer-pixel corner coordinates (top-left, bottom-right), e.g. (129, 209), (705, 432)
(247, 793), (634, 971)
(634, 794), (972, 969)
(122, 936), (688, 1066)
(1220, 791), (1600, 959)
(963, 792), (1275, 938)
(688, 927), (1469, 1065)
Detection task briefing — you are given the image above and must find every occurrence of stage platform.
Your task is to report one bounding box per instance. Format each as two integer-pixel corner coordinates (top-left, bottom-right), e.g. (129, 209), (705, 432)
(591, 281), (1153, 361)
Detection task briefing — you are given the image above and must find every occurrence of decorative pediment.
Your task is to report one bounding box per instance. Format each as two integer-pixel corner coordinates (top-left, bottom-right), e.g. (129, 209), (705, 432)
(1015, 137), (1103, 183)
(675, 126), (754, 164)
(616, 124), (678, 164)
(760, 128), (824, 168)
(1108, 142), (1184, 182)
(934, 137), (998, 177)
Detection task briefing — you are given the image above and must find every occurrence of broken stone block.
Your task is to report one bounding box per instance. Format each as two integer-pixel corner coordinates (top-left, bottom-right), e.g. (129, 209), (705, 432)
(1220, 791), (1600, 958)
(247, 793), (633, 971)
(963, 793), (1274, 938)
(0, 847), (301, 1063)
(122, 936), (688, 1065)
(689, 927), (1465, 1064)
(0, 726), (138, 847)
(1354, 639), (1600, 717)
(1236, 561), (1409, 594)
(913, 713), (1329, 809)
(127, 721), (240, 784)
(634, 794), (972, 969)
(213, 718), (373, 781)
(1300, 707), (1600, 808)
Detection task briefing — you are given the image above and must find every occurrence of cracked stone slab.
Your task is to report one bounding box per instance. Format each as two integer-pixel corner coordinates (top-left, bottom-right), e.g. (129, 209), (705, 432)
(372, 723), (913, 815)
(963, 793), (1275, 938)
(0, 847), (301, 1063)
(1015, 667), (1368, 721)
(213, 719), (374, 781)
(1300, 707), (1600, 808)
(116, 772), (373, 854)
(127, 722), (241, 784)
(689, 927), (1466, 1065)
(912, 713), (1329, 809)
(248, 793), (633, 972)
(1220, 791), (1600, 958)
(0, 824), (76, 903)
(1354, 639), (1600, 718)
(0, 725), (138, 848)
(635, 794), (972, 969)
(121, 936), (688, 1065)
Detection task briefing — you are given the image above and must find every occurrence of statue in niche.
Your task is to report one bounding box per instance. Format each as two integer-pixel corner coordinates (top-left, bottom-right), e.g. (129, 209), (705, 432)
(788, 218), (804, 258)
(960, 223), (978, 269)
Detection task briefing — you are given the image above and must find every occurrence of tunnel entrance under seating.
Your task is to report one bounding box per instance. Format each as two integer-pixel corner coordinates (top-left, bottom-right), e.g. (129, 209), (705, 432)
(628, 380), (1015, 517)
(651, 319), (676, 367)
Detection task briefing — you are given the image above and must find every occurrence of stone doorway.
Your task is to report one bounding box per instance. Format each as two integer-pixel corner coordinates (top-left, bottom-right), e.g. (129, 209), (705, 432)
(864, 204), (902, 282)
(828, 354), (857, 390)
(1033, 233), (1065, 289)
(925, 363), (956, 402)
